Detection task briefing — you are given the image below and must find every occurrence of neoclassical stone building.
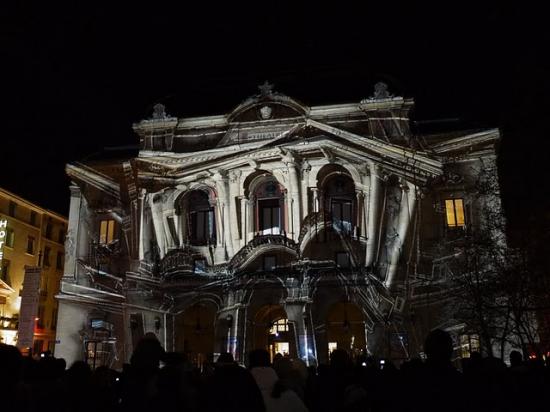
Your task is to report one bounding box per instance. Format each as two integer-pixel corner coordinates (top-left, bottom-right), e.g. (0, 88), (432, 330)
(55, 82), (502, 368)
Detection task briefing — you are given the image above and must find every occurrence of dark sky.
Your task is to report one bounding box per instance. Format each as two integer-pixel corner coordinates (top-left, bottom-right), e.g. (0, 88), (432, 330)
(2, 2), (548, 235)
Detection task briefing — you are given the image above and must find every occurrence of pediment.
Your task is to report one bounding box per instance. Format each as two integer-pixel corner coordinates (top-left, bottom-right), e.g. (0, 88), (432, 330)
(227, 85), (308, 123)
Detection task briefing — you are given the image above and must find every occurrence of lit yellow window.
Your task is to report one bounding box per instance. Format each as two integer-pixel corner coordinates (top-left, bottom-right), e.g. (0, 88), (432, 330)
(99, 219), (116, 244)
(460, 334), (480, 358)
(445, 199), (465, 227)
(269, 318), (289, 335)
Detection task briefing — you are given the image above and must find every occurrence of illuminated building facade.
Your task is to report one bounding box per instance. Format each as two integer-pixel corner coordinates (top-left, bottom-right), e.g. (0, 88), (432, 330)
(0, 187), (67, 353)
(55, 83), (503, 368)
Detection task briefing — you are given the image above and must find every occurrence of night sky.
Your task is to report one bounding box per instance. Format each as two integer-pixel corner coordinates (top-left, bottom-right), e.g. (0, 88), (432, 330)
(2, 3), (548, 237)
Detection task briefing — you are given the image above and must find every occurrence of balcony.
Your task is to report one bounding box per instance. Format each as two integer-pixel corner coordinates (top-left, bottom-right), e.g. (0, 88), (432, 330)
(229, 234), (299, 272)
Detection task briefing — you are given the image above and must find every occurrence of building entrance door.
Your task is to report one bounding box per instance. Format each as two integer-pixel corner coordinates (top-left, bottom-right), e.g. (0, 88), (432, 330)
(253, 305), (297, 360)
(271, 341), (289, 358)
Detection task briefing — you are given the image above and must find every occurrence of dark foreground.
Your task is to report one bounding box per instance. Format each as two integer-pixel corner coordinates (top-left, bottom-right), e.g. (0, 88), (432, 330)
(2, 330), (549, 412)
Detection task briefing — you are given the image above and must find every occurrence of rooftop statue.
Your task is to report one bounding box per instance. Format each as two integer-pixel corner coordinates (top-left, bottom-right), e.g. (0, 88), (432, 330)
(373, 81), (393, 99)
(152, 103), (168, 120)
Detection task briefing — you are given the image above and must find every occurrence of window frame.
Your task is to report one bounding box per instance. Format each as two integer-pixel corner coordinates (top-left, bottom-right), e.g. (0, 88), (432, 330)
(444, 198), (466, 228)
(257, 198), (282, 235)
(189, 207), (215, 246)
(5, 227), (14, 248)
(1, 259), (10, 285)
(99, 219), (116, 245)
(8, 201), (16, 217)
(45, 220), (52, 239)
(331, 198), (353, 234)
(262, 255), (277, 272)
(26, 236), (35, 255)
(58, 229), (65, 244)
(43, 246), (51, 267)
(56, 251), (64, 270)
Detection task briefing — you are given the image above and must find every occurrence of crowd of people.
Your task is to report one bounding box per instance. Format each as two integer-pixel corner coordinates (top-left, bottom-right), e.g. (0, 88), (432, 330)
(1, 329), (549, 412)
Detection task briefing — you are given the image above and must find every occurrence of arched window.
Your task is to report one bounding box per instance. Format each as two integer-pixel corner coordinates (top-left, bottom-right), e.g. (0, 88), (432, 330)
(254, 179), (284, 235)
(184, 190), (216, 246)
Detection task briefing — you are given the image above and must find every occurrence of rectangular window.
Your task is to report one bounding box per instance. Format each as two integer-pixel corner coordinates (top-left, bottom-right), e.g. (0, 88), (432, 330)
(193, 258), (207, 274)
(8, 201), (16, 217)
(43, 246), (51, 267)
(27, 236), (35, 254)
(30, 211), (37, 226)
(258, 199), (281, 235)
(336, 252), (351, 268)
(37, 305), (45, 329)
(56, 251), (64, 270)
(99, 219), (116, 244)
(190, 209), (215, 245)
(45, 221), (52, 239)
(445, 198), (465, 228)
(51, 307), (58, 330)
(1, 259), (10, 285)
(40, 272), (48, 295)
(263, 255), (277, 271)
(331, 199), (353, 233)
(5, 227), (14, 248)
(460, 334), (480, 358)
(58, 229), (65, 244)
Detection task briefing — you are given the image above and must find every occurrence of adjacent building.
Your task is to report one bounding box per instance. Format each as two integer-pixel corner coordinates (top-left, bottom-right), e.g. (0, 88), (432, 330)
(55, 82), (504, 368)
(0, 187), (67, 354)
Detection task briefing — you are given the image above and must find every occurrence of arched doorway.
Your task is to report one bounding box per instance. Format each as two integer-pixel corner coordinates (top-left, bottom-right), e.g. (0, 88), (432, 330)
(326, 302), (367, 360)
(175, 302), (216, 368)
(253, 305), (295, 361)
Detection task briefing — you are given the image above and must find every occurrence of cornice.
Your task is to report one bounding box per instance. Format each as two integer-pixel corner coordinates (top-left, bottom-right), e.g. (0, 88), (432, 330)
(66, 163), (121, 200)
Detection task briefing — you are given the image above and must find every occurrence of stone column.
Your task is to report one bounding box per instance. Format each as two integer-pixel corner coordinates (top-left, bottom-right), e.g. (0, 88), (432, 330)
(163, 313), (175, 353)
(240, 196), (248, 246)
(172, 213), (181, 247)
(301, 162), (311, 219)
(246, 198), (255, 241)
(162, 210), (174, 249)
(228, 171), (242, 254)
(64, 184), (82, 281)
(138, 190), (153, 260)
(366, 163), (382, 267)
(384, 181), (417, 289)
(355, 190), (364, 239)
(285, 302), (315, 364)
(149, 195), (167, 258)
(76, 194), (91, 282)
(232, 306), (247, 362)
(311, 188), (319, 213)
(314, 325), (329, 365)
(214, 172), (234, 258)
(286, 162), (302, 241)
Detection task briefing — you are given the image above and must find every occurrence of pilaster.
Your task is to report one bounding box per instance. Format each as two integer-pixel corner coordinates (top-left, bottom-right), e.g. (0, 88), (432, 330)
(63, 184), (82, 280)
(366, 163), (381, 267)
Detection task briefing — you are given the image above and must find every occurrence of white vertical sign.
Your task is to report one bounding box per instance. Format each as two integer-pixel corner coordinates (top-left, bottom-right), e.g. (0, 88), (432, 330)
(17, 266), (41, 349)
(0, 219), (7, 261)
